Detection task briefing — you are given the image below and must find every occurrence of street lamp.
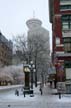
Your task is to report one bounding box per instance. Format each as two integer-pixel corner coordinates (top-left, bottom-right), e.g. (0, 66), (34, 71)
(30, 61), (35, 89)
(35, 64), (37, 87)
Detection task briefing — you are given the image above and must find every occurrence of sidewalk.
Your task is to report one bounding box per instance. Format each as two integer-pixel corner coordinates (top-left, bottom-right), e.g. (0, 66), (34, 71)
(0, 83), (71, 108)
(43, 83), (58, 95)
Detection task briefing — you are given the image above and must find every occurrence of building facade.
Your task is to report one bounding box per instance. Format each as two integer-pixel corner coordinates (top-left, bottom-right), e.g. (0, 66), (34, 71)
(12, 50), (23, 65)
(49, 0), (71, 85)
(0, 32), (13, 66)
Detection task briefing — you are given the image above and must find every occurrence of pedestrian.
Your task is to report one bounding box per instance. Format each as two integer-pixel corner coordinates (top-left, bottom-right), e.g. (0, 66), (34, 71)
(21, 87), (23, 91)
(54, 80), (57, 88)
(39, 83), (43, 95)
(23, 89), (25, 97)
(50, 80), (52, 88)
(15, 89), (19, 96)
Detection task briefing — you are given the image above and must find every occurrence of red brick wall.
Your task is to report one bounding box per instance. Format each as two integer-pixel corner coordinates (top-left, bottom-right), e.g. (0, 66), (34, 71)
(54, 0), (60, 14)
(55, 16), (62, 44)
(60, 10), (71, 14)
(52, 0), (63, 54)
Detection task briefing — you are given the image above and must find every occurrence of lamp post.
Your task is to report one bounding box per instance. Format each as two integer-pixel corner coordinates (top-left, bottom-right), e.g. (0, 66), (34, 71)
(35, 64), (37, 87)
(30, 61), (35, 89)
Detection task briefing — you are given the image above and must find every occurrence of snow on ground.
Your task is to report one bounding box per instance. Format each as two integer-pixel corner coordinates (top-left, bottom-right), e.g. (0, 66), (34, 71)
(57, 94), (71, 102)
(0, 85), (40, 102)
(0, 84), (71, 103)
(5, 93), (37, 101)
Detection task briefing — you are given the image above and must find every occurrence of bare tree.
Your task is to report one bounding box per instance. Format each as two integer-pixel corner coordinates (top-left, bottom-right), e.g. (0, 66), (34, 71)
(28, 34), (50, 85)
(13, 34), (29, 63)
(13, 33), (50, 85)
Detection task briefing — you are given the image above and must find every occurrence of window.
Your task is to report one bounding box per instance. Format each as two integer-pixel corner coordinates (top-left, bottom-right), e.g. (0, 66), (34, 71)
(65, 43), (71, 51)
(63, 37), (71, 52)
(62, 22), (69, 29)
(65, 61), (71, 68)
(62, 15), (71, 30)
(63, 38), (71, 43)
(56, 37), (60, 45)
(60, 5), (71, 10)
(60, 0), (71, 1)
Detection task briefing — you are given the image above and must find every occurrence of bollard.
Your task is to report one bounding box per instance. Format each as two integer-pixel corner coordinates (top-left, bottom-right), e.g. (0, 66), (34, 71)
(23, 91), (25, 97)
(39, 88), (43, 95)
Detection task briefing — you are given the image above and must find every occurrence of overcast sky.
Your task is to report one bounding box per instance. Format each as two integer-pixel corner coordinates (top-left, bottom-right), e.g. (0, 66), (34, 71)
(0, 0), (52, 50)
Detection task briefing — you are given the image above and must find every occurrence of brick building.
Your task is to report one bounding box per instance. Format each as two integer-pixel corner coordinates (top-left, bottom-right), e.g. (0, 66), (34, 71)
(0, 32), (13, 66)
(49, 0), (71, 84)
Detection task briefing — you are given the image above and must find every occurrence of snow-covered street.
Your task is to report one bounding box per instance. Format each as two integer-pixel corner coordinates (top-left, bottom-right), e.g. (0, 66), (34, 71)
(0, 83), (71, 108)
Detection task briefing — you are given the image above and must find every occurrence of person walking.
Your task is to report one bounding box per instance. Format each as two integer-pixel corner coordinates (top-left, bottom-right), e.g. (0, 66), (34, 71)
(15, 89), (19, 96)
(39, 83), (43, 95)
(50, 80), (52, 88)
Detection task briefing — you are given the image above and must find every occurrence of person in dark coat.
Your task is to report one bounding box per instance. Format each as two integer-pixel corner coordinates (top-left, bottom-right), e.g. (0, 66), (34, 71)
(39, 83), (43, 95)
(15, 89), (19, 96)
